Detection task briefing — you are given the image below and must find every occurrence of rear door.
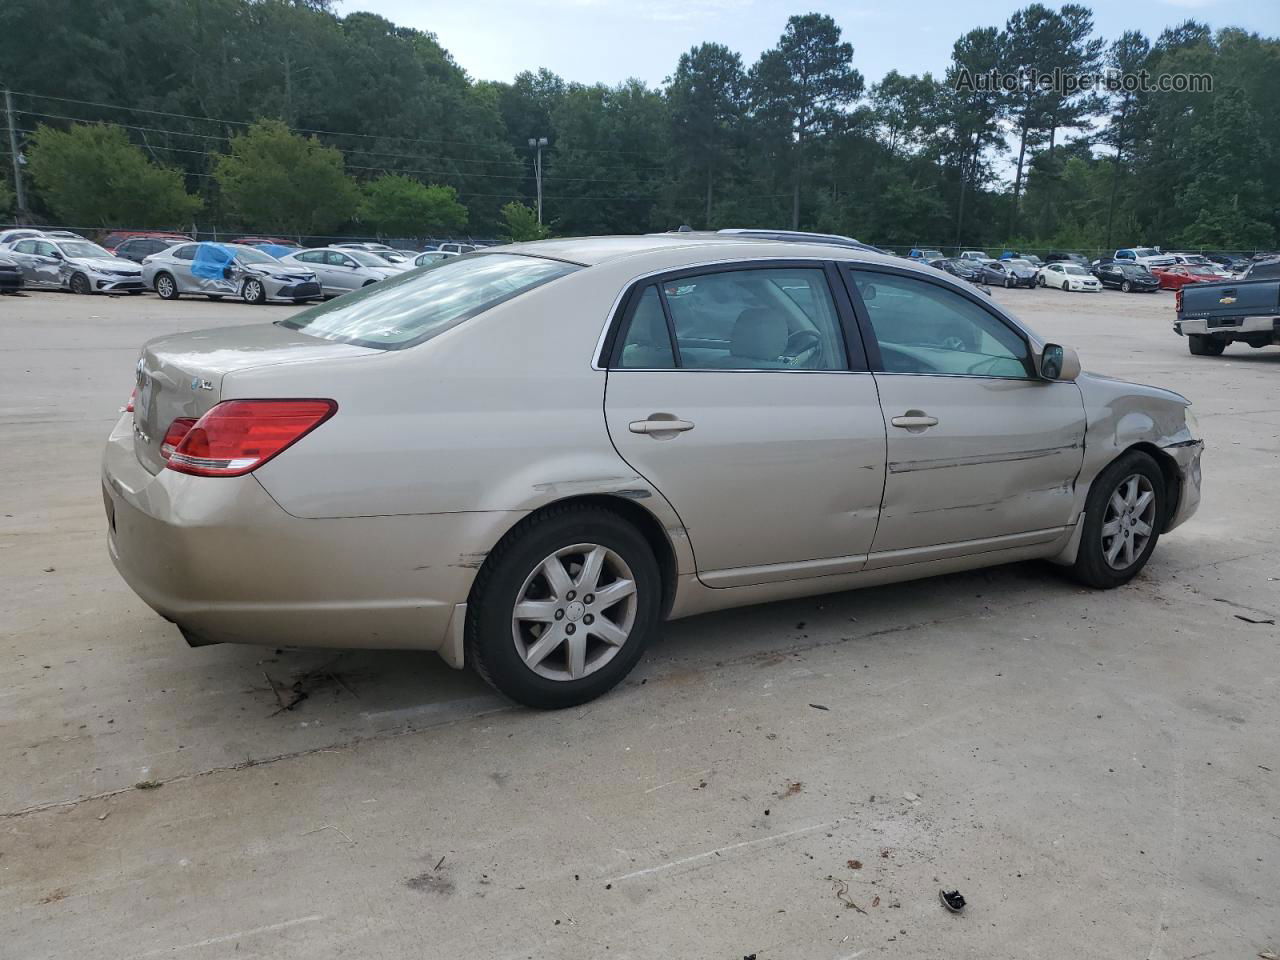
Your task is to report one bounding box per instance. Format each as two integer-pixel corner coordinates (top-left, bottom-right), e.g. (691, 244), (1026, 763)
(602, 262), (888, 587)
(843, 266), (1086, 565)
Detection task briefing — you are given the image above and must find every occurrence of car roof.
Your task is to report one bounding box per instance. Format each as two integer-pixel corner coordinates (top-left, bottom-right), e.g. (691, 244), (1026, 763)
(499, 233), (909, 269)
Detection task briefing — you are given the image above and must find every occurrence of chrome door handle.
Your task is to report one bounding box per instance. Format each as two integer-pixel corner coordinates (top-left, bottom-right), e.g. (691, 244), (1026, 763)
(890, 414), (939, 429)
(629, 417), (695, 435)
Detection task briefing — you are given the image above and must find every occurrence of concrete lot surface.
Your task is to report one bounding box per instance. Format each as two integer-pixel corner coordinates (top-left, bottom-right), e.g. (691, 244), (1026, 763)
(2, 285), (1277, 959)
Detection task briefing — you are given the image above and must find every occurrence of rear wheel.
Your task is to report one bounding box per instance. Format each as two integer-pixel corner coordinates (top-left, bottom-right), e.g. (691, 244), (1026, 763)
(241, 278), (267, 304)
(154, 272), (179, 300)
(1071, 450), (1165, 589)
(1188, 334), (1226, 357)
(69, 272), (91, 295)
(466, 504), (661, 709)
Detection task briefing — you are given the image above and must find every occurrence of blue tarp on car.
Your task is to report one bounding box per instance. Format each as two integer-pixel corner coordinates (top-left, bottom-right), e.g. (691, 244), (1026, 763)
(256, 244), (300, 259)
(192, 243), (236, 281)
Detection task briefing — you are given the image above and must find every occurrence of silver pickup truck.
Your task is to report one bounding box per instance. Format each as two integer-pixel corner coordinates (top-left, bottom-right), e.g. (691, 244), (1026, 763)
(1173, 258), (1280, 356)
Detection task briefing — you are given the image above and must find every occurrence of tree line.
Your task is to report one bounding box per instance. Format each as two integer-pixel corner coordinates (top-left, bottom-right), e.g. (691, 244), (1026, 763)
(1, 0), (1276, 250)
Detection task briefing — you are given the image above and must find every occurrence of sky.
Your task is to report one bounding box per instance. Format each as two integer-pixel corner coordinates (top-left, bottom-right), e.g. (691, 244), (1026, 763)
(345, 0), (1280, 88)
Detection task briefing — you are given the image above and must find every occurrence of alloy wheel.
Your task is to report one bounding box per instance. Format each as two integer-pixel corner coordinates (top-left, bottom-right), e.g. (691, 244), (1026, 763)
(156, 275), (174, 298)
(244, 279), (264, 303)
(1100, 473), (1156, 570)
(511, 543), (638, 681)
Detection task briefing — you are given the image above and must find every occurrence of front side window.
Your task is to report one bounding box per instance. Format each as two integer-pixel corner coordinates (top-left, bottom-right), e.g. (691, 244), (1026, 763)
(849, 269), (1031, 379)
(294, 250), (323, 264)
(658, 267), (848, 370)
(280, 253), (579, 350)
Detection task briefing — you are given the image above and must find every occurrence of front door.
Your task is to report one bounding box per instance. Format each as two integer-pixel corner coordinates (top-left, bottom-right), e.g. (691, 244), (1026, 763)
(844, 266), (1086, 564)
(603, 263), (887, 587)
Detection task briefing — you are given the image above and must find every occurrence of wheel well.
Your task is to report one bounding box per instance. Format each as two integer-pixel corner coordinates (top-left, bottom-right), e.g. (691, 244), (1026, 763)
(1126, 442), (1182, 532)
(480, 494), (680, 619)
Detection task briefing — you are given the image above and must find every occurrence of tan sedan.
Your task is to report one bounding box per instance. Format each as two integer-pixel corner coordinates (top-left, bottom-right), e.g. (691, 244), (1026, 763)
(103, 236), (1203, 708)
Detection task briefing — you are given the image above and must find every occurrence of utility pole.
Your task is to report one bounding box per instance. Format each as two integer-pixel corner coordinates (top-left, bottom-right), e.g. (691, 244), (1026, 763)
(4, 89), (28, 223)
(527, 136), (547, 225)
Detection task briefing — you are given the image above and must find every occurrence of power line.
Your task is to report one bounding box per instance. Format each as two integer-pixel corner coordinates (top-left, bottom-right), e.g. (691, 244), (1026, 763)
(8, 89), (673, 161)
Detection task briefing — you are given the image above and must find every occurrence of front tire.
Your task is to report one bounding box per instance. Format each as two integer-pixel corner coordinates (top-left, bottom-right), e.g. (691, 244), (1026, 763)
(1061, 280), (1071, 291)
(154, 272), (179, 300)
(241, 278), (267, 304)
(69, 273), (91, 295)
(1071, 451), (1165, 589)
(1121, 280), (1131, 292)
(1188, 334), (1226, 357)
(466, 504), (661, 709)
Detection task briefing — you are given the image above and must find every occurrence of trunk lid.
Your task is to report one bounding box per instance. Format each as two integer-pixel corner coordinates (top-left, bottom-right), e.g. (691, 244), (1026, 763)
(132, 322), (379, 474)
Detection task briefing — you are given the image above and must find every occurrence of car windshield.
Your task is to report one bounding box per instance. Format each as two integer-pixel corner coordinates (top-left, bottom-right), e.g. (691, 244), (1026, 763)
(279, 253), (580, 349)
(347, 250), (388, 267)
(1133, 247), (1160, 258)
(923, 250), (943, 259)
(1188, 267), (1219, 277)
(375, 252), (408, 263)
(1119, 265), (1150, 276)
(231, 246), (279, 264)
(1008, 259), (1031, 268)
(1063, 265), (1089, 275)
(58, 241), (109, 258)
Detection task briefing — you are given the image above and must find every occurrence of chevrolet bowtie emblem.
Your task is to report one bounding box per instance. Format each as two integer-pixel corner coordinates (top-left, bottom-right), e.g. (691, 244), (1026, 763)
(1219, 296), (1236, 304)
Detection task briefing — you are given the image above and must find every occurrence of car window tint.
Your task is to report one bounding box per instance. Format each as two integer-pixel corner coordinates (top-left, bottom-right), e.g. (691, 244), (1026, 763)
(172, 245), (197, 261)
(37, 241), (58, 256)
(14, 240), (35, 253)
(661, 267), (846, 371)
(615, 286), (676, 369)
(294, 250), (322, 263)
(849, 270), (1031, 379)
(324, 251), (352, 266)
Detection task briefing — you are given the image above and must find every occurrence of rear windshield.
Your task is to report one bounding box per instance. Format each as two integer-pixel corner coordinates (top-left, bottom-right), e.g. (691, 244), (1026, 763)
(279, 253), (580, 349)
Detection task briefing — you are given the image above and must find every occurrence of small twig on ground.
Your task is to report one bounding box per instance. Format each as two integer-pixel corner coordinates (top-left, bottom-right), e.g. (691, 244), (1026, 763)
(302, 824), (353, 844)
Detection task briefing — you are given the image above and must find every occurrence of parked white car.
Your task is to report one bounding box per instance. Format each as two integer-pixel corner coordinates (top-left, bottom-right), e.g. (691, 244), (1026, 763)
(1114, 247), (1177, 269)
(1038, 262), (1101, 292)
(280, 247), (402, 297)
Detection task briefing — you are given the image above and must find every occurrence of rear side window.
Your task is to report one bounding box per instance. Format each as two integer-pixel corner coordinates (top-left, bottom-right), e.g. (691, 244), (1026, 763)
(172, 245), (197, 261)
(616, 287), (676, 369)
(280, 253), (580, 349)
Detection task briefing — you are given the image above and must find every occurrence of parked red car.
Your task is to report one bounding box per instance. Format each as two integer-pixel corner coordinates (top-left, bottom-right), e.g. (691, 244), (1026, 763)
(100, 230), (191, 252)
(1151, 265), (1222, 290)
(229, 236), (292, 247)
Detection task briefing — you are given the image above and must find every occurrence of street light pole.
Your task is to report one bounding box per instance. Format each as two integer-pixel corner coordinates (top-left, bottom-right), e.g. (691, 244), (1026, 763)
(527, 136), (548, 225)
(4, 89), (29, 223)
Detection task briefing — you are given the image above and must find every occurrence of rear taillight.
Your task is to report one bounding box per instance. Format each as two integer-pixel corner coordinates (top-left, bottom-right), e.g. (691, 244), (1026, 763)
(166, 399), (337, 477)
(160, 418), (197, 460)
(1175, 288), (1183, 313)
(124, 387), (136, 414)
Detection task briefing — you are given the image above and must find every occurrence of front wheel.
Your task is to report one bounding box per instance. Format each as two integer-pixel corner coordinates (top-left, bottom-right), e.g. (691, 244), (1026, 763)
(1071, 450), (1165, 589)
(241, 278), (267, 304)
(1121, 280), (1132, 292)
(69, 273), (91, 295)
(466, 504), (661, 708)
(1037, 274), (1046, 287)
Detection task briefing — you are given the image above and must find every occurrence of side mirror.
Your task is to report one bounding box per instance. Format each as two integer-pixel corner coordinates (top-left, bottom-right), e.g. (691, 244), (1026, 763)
(1039, 343), (1080, 382)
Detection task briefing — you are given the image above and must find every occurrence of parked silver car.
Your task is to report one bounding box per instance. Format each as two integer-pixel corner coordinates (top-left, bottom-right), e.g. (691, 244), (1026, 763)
(103, 235), (1202, 708)
(0, 227), (48, 249)
(279, 247), (402, 297)
(7, 236), (145, 294)
(142, 242), (321, 304)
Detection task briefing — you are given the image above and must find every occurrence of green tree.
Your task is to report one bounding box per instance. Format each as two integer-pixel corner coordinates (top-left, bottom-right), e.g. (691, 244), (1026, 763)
(667, 43), (747, 227)
(501, 201), (549, 241)
(214, 119), (359, 235)
(26, 123), (201, 228)
(750, 13), (864, 228)
(360, 174), (468, 238)
(0, 177), (13, 218)
(943, 27), (1006, 246)
(1101, 30), (1151, 247)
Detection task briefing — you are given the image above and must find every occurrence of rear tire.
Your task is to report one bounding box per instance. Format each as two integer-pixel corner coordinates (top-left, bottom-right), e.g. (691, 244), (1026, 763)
(466, 504), (661, 709)
(155, 272), (179, 300)
(1071, 450), (1165, 589)
(1188, 335), (1226, 357)
(69, 273), (91, 295)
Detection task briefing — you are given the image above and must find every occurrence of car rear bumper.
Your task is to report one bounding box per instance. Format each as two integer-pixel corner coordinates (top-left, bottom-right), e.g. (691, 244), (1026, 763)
(0, 271), (21, 290)
(101, 413), (510, 660)
(1174, 315), (1279, 337)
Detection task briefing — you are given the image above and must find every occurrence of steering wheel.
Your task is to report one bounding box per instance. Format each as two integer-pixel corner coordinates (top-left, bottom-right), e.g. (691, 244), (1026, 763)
(783, 329), (822, 366)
